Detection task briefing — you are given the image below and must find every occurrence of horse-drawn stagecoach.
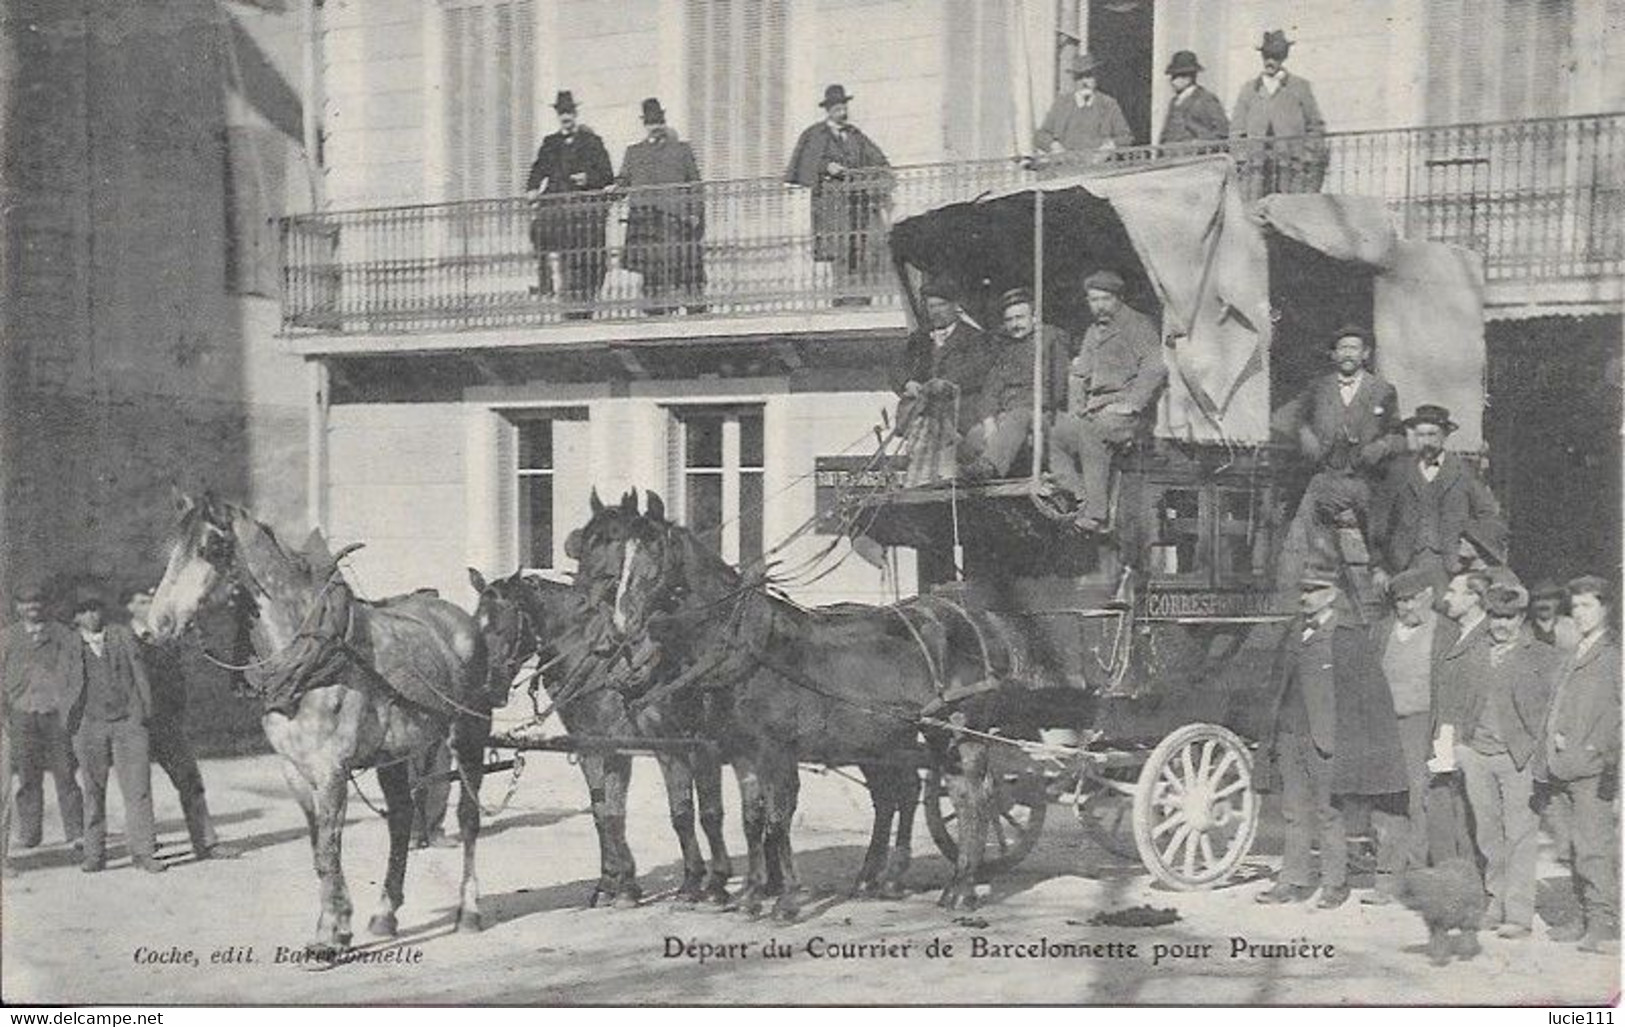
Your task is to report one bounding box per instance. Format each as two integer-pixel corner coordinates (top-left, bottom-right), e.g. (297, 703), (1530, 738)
(146, 156), (1488, 946)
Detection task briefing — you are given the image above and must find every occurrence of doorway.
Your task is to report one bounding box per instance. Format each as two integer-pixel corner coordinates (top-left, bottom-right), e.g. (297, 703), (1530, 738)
(1087, 0), (1154, 146)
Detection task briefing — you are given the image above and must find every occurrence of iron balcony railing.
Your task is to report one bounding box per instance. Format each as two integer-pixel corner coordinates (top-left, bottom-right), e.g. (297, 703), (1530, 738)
(282, 113), (1624, 334)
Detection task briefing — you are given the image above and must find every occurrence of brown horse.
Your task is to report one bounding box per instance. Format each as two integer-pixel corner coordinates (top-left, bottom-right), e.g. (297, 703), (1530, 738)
(469, 559), (732, 908)
(146, 491), (493, 954)
(576, 490), (1002, 919)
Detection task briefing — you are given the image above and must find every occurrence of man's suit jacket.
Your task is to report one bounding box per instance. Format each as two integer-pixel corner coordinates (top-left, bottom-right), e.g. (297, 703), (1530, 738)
(1067, 305), (1167, 417)
(61, 624), (152, 736)
(1371, 453), (1507, 573)
(1159, 85), (1229, 144)
(1370, 612), (1455, 718)
(1267, 612), (1408, 796)
(1452, 634), (1555, 770)
(896, 321), (995, 435)
(1272, 371), (1402, 473)
(1231, 72), (1328, 165)
(1535, 634), (1622, 782)
(1433, 615), (1490, 735)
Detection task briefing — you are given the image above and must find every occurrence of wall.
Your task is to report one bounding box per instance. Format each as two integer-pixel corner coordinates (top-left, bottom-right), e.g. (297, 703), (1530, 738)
(323, 0), (429, 207)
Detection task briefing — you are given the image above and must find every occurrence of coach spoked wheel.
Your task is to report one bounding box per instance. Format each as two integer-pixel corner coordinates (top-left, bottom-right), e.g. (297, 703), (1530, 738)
(923, 745), (1048, 876)
(1131, 723), (1258, 891)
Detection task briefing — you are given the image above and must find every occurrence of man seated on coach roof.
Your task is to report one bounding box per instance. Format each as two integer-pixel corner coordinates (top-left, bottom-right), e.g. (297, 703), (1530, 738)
(893, 276), (992, 442)
(1048, 269), (1166, 532)
(959, 287), (1068, 482)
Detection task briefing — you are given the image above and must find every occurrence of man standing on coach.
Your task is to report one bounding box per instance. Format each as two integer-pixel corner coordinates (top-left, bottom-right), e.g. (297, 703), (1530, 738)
(1, 580), (83, 851)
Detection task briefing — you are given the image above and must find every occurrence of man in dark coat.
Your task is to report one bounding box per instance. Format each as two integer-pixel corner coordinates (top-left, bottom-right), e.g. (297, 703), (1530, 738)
(1535, 575), (1620, 953)
(1273, 324), (1404, 509)
(1370, 404), (1507, 589)
(1429, 569), (1492, 865)
(62, 592), (163, 873)
(526, 90), (615, 317)
(895, 277), (993, 436)
(1, 580), (83, 850)
(785, 85), (892, 305)
(960, 287), (1069, 481)
(126, 586), (229, 860)
(1230, 30), (1328, 201)
(1258, 573), (1408, 908)
(617, 97), (705, 315)
(1446, 583), (1555, 937)
(1049, 269), (1166, 531)
(1365, 567), (1456, 902)
(1036, 52), (1134, 158)
(1158, 50), (1228, 148)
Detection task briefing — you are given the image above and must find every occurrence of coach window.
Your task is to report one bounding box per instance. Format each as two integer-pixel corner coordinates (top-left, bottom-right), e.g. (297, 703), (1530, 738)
(668, 406), (765, 565)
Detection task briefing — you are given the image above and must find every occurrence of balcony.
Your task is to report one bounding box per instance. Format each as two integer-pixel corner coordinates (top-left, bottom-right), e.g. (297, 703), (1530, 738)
(282, 113), (1624, 337)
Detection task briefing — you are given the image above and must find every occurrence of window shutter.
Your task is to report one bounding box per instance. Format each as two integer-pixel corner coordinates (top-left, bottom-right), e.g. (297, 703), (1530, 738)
(493, 416), (517, 572)
(444, 0), (537, 200)
(684, 0), (788, 181)
(665, 410), (685, 517)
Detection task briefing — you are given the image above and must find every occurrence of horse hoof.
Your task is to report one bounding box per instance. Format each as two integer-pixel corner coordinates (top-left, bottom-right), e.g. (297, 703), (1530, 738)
(304, 941), (348, 961)
(613, 892), (640, 911)
(854, 879), (880, 899)
(771, 901), (801, 924)
(877, 880), (908, 902)
(367, 912), (399, 937)
(703, 879), (731, 906)
(456, 909), (484, 933)
(938, 887), (976, 911)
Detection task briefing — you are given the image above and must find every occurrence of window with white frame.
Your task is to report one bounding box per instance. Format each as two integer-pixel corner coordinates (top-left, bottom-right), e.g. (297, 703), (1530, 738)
(667, 406), (765, 565)
(443, 0), (536, 200)
(503, 408), (589, 570)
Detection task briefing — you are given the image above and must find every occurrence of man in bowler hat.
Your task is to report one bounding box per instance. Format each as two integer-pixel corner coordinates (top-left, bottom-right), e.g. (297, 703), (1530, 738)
(1230, 30), (1328, 200)
(526, 90), (615, 317)
(785, 85), (892, 305)
(1, 580), (83, 851)
(618, 97), (706, 315)
(62, 591), (163, 873)
(1036, 52), (1134, 158)
(1370, 404), (1507, 588)
(1158, 50), (1228, 147)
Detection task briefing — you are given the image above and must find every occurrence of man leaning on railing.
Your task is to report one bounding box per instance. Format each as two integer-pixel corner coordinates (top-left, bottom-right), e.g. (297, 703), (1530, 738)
(526, 89), (615, 320)
(616, 97), (707, 317)
(1230, 30), (1329, 202)
(785, 84), (893, 307)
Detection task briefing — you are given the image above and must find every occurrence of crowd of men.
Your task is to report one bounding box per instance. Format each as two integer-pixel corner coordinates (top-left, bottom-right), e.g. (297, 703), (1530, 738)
(524, 28), (1327, 313)
(0, 580), (460, 877)
(894, 259), (1618, 955)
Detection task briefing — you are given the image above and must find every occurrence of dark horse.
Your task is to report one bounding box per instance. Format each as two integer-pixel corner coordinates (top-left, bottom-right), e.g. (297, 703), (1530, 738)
(469, 549), (732, 908)
(574, 490), (1005, 919)
(146, 492), (493, 953)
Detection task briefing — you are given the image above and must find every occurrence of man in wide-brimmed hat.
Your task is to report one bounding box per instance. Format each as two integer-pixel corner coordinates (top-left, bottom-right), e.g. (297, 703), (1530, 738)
(1158, 50), (1228, 147)
(1048, 268), (1166, 532)
(785, 85), (892, 305)
(617, 97), (706, 315)
(1, 578), (84, 853)
(1036, 52), (1134, 158)
(525, 89), (615, 316)
(1230, 29), (1328, 200)
(1370, 403), (1507, 587)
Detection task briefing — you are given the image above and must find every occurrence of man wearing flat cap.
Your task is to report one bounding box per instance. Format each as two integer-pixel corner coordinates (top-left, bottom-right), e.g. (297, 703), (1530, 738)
(1, 580), (84, 852)
(63, 590), (163, 872)
(618, 97), (706, 315)
(1364, 566), (1456, 900)
(960, 287), (1068, 481)
(1441, 583), (1555, 937)
(1036, 52), (1134, 159)
(1230, 30), (1328, 201)
(1528, 579), (1580, 650)
(1259, 572), (1407, 908)
(786, 85), (892, 305)
(526, 90), (615, 316)
(1158, 50), (1228, 148)
(1370, 404), (1507, 588)
(1049, 269), (1166, 531)
(1535, 575), (1620, 953)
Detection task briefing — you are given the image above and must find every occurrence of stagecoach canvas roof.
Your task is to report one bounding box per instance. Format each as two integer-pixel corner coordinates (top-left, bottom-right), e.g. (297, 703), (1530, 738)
(890, 157), (1486, 447)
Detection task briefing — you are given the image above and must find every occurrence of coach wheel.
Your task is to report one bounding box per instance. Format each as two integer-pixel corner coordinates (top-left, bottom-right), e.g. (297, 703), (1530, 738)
(924, 746), (1048, 876)
(1131, 723), (1258, 891)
